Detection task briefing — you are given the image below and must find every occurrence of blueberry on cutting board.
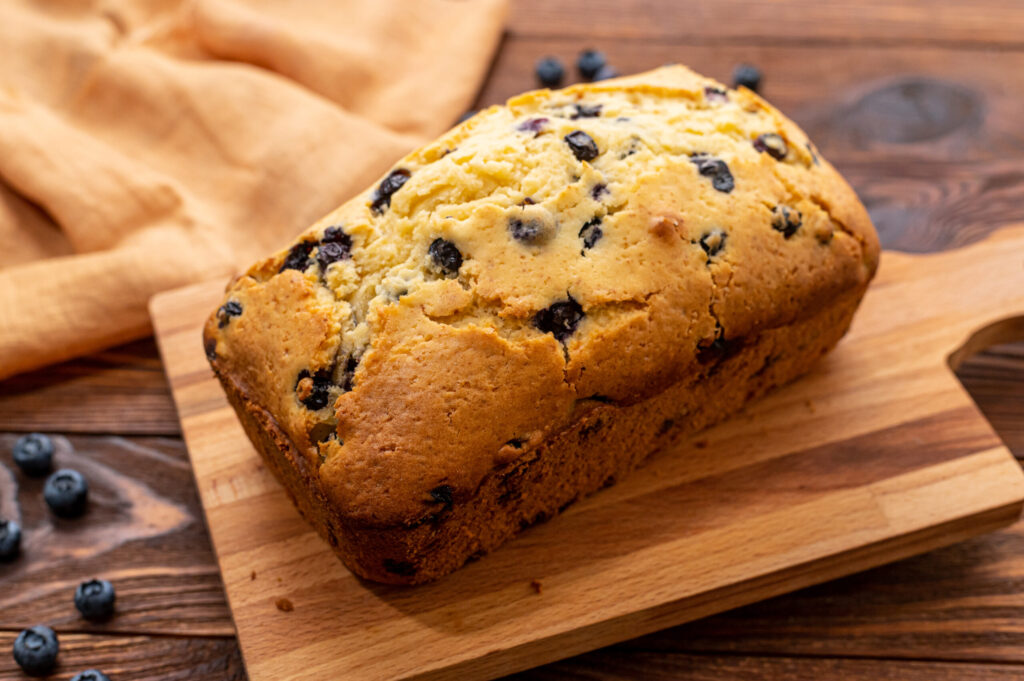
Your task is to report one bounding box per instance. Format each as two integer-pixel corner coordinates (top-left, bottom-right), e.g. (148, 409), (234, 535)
(75, 579), (117, 621)
(12, 625), (59, 676)
(44, 469), (89, 518)
(12, 433), (54, 476)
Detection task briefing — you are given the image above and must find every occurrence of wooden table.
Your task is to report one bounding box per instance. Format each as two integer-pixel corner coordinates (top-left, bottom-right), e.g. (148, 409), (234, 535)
(2, 1), (1024, 678)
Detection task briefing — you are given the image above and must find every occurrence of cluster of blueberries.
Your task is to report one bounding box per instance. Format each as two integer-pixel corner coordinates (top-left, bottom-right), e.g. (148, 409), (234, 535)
(1, 434), (117, 679)
(534, 50), (764, 94)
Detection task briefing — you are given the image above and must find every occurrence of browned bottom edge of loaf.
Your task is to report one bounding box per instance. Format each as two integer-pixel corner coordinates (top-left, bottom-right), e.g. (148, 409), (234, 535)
(213, 287), (866, 585)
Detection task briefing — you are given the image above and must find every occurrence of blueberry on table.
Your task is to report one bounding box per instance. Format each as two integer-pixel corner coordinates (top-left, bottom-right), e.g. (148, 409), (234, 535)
(564, 130), (600, 161)
(592, 64), (620, 81)
(12, 625), (59, 676)
(12, 433), (54, 476)
(74, 579), (116, 621)
(535, 56), (565, 88)
(733, 63), (763, 92)
(0, 519), (22, 561)
(457, 110), (477, 124)
(43, 469), (89, 518)
(71, 670), (112, 681)
(577, 49), (607, 80)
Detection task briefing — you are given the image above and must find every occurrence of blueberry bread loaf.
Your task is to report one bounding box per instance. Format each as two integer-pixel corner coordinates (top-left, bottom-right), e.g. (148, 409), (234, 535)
(203, 65), (879, 584)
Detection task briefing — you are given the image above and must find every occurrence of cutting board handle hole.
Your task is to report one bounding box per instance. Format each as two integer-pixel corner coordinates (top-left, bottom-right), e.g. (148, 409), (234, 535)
(947, 315), (1024, 371)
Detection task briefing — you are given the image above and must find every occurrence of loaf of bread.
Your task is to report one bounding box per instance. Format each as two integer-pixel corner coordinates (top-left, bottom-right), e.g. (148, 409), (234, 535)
(203, 65), (879, 584)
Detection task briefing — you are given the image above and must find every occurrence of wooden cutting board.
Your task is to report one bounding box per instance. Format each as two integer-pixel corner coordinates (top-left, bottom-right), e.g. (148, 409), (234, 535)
(151, 225), (1024, 681)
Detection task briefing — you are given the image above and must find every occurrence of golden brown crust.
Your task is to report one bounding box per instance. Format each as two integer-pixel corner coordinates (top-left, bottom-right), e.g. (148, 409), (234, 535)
(202, 64), (880, 583)
(208, 285), (865, 583)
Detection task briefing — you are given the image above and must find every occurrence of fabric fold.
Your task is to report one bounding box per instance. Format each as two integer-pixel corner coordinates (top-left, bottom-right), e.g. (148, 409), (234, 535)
(0, 0), (508, 380)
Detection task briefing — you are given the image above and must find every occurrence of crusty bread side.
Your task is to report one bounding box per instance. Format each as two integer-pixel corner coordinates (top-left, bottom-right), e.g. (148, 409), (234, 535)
(203, 64), (879, 584)
(209, 287), (864, 584)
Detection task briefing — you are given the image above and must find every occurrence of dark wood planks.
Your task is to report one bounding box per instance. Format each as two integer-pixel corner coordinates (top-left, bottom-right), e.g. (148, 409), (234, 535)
(504, 0), (1024, 47)
(512, 651), (1024, 681)
(0, 632), (244, 681)
(0, 434), (234, 636)
(0, 339), (180, 436)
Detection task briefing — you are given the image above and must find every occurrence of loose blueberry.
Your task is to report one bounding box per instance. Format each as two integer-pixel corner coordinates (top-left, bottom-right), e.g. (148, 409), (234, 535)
(771, 205), (802, 238)
(733, 63), (763, 92)
(534, 298), (585, 341)
(295, 369), (332, 410)
(12, 625), (59, 677)
(699, 229), (727, 258)
(577, 49), (607, 80)
(535, 56), (565, 88)
(457, 110), (477, 124)
(44, 469), (88, 519)
(690, 154), (735, 193)
(71, 670), (112, 681)
(279, 241), (315, 273)
(428, 238), (463, 277)
(74, 579), (116, 621)
(564, 130), (599, 161)
(216, 301), (243, 329)
(370, 169), (411, 214)
(0, 519), (21, 561)
(517, 117), (549, 135)
(12, 433), (54, 476)
(579, 217), (603, 250)
(592, 64), (620, 81)
(753, 133), (788, 161)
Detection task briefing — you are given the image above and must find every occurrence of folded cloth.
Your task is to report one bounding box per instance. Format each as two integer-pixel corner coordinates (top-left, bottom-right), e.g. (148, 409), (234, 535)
(0, 0), (507, 380)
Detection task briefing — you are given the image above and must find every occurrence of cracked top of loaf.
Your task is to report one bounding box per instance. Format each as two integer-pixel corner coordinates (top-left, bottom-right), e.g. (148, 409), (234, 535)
(203, 65), (879, 527)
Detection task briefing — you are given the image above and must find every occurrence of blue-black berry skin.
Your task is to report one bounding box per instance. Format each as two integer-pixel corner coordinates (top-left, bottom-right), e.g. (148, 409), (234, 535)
(12, 625), (59, 676)
(577, 49), (607, 80)
(75, 579), (116, 621)
(71, 671), (112, 681)
(535, 56), (565, 88)
(43, 469), (89, 519)
(12, 433), (54, 477)
(592, 64), (620, 81)
(0, 519), (22, 561)
(733, 63), (763, 92)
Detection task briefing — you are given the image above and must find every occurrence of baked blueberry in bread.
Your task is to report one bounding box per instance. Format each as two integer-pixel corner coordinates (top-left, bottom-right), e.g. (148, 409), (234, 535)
(203, 65), (879, 584)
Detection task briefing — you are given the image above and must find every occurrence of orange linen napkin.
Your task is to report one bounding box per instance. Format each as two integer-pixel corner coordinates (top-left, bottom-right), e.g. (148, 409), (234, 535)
(0, 0), (507, 380)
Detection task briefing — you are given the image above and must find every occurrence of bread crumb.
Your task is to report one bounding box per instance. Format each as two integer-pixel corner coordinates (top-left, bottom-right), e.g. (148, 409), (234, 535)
(530, 579), (543, 594)
(250, 570), (257, 581)
(805, 399), (816, 414)
(275, 598), (294, 612)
